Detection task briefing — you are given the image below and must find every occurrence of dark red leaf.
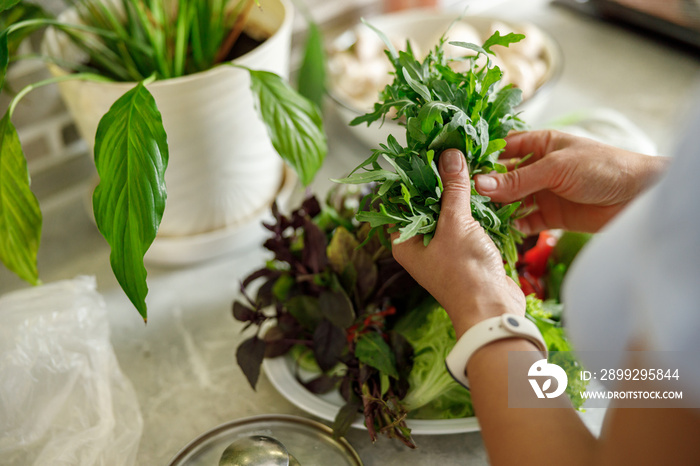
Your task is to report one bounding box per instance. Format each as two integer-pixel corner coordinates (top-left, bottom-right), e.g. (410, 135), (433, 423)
(301, 195), (322, 217)
(236, 336), (267, 389)
(302, 374), (342, 394)
(319, 289), (355, 329)
(241, 267), (275, 290)
(351, 248), (378, 300)
(302, 218), (328, 273)
(313, 320), (345, 372)
(262, 326), (295, 357)
(232, 301), (257, 322)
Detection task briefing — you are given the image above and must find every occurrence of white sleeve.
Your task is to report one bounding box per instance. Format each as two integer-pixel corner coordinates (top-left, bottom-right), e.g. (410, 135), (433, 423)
(562, 106), (700, 405)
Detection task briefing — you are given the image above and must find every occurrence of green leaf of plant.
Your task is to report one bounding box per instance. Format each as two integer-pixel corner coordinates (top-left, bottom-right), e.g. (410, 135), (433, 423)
(333, 397), (362, 439)
(0, 31), (9, 90)
(0, 112), (40, 285)
(248, 69), (327, 186)
(355, 332), (399, 379)
(297, 21), (326, 110)
(92, 82), (168, 322)
(0, 0), (21, 13)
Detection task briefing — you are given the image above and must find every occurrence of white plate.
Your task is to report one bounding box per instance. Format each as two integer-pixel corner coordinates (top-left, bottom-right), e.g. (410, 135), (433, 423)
(263, 354), (480, 435)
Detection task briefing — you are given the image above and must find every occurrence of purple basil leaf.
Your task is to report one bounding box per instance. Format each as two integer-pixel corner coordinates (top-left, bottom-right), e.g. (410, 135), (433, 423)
(301, 195), (322, 218)
(351, 248), (378, 300)
(319, 290), (355, 329)
(261, 326), (294, 357)
(236, 336), (267, 389)
(313, 320), (346, 372)
(302, 218), (328, 273)
(263, 237), (296, 264)
(302, 373), (342, 394)
(389, 330), (414, 398)
(276, 312), (303, 335)
(232, 301), (257, 322)
(241, 267), (275, 290)
(255, 277), (277, 308)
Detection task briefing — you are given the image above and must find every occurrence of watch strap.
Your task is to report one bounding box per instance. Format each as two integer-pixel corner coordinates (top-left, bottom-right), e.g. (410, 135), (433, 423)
(445, 314), (547, 389)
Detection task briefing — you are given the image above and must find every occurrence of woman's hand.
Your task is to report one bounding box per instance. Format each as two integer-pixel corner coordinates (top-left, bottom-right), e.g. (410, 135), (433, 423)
(474, 130), (669, 235)
(391, 149), (525, 337)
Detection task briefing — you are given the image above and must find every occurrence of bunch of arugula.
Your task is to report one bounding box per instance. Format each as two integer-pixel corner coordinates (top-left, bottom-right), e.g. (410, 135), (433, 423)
(233, 189), (431, 448)
(335, 24), (527, 278)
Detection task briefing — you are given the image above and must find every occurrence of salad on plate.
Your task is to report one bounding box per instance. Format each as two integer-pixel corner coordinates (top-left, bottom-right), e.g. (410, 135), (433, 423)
(233, 21), (590, 448)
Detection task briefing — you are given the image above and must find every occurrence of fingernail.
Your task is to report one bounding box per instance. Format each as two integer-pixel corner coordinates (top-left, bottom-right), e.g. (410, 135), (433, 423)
(475, 174), (497, 191)
(441, 149), (463, 174)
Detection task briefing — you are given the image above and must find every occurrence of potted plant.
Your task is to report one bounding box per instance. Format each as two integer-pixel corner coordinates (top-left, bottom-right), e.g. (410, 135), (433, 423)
(0, 0), (327, 322)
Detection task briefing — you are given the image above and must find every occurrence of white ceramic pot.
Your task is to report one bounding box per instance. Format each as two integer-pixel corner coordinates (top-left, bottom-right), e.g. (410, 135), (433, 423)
(42, 0), (293, 239)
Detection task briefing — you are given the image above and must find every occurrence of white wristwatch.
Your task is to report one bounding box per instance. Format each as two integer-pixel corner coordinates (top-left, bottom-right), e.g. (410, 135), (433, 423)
(445, 314), (548, 389)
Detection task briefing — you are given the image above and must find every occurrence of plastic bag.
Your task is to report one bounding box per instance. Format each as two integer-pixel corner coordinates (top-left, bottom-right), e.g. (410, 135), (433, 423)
(0, 276), (142, 466)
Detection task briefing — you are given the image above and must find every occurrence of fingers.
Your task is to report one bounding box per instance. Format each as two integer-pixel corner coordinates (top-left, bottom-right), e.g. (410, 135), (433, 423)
(502, 129), (561, 161)
(435, 149), (473, 237)
(474, 160), (554, 204)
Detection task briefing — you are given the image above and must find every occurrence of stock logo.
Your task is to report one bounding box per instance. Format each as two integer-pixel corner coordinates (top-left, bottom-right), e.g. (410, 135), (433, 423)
(528, 359), (568, 399)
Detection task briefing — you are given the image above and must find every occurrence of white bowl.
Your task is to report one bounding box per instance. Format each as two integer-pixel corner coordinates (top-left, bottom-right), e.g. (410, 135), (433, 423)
(327, 10), (563, 149)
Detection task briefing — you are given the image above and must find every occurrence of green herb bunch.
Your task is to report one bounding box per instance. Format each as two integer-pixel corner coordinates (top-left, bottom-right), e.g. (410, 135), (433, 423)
(335, 24), (528, 277)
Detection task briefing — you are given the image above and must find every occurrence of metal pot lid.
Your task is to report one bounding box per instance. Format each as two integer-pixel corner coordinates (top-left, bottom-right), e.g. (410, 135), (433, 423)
(167, 414), (363, 466)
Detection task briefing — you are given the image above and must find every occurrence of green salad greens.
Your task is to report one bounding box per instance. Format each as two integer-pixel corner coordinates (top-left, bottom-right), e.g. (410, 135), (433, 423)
(335, 23), (527, 278)
(233, 22), (588, 448)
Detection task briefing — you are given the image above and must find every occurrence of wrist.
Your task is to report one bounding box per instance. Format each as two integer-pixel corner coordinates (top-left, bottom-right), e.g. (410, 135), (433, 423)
(446, 287), (525, 337)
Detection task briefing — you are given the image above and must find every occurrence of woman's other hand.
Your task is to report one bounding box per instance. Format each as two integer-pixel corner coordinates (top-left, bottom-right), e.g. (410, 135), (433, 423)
(474, 130), (669, 235)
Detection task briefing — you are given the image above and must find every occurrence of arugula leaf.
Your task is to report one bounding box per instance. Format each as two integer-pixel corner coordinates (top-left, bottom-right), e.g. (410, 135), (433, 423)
(0, 112), (41, 285)
(92, 82), (168, 322)
(482, 31), (526, 54)
(337, 28), (528, 277)
(248, 69), (327, 186)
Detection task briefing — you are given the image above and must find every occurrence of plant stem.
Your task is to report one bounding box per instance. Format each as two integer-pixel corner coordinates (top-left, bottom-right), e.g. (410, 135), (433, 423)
(215, 0), (254, 63)
(8, 73), (112, 118)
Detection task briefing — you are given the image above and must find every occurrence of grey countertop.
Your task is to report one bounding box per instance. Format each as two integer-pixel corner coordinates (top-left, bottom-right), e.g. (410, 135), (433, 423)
(1, 0), (699, 464)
